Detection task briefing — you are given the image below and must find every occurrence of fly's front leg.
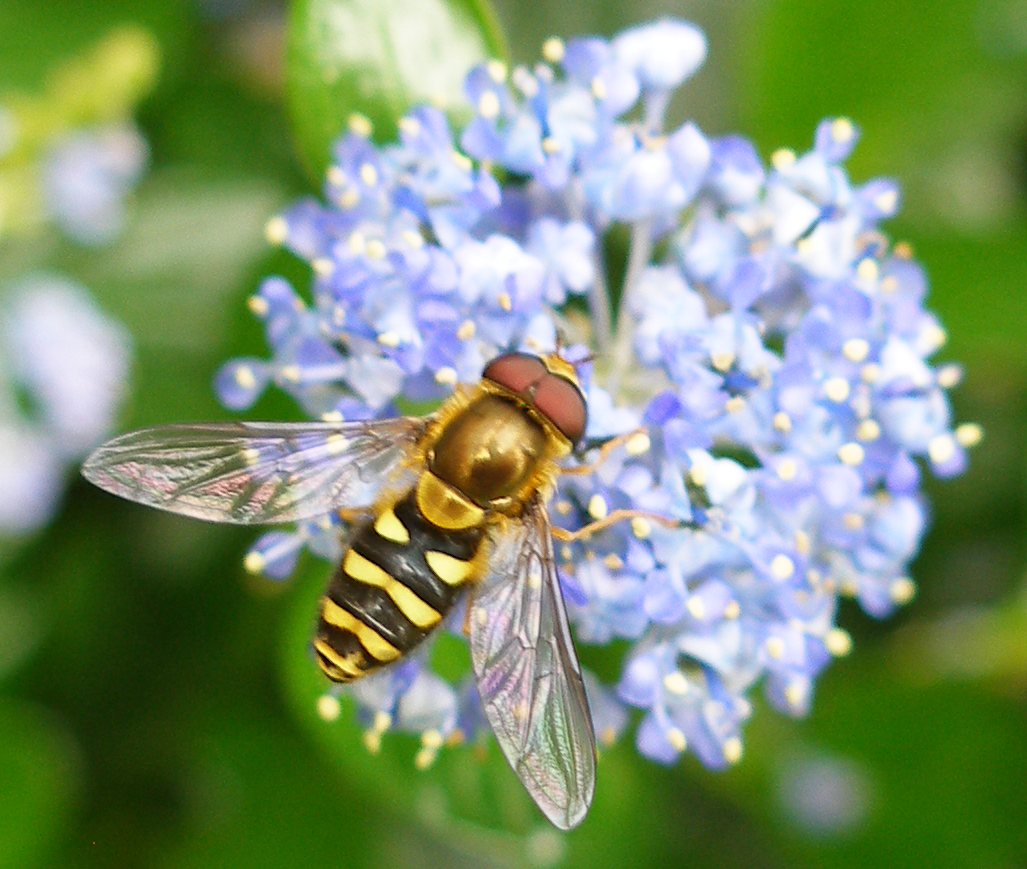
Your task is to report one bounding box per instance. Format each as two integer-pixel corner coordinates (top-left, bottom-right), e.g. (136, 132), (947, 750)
(553, 463), (700, 550)
(562, 428), (652, 476)
(557, 428), (688, 541)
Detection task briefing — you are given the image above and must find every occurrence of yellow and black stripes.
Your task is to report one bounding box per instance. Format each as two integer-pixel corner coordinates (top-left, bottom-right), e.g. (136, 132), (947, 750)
(315, 488), (486, 682)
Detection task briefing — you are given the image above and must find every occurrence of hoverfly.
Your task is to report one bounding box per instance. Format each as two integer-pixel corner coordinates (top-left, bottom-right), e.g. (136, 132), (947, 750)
(83, 351), (599, 829)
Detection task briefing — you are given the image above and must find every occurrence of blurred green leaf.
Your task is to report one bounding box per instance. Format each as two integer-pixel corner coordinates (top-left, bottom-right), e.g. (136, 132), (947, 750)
(286, 0), (507, 180)
(0, 0), (185, 89)
(0, 699), (80, 869)
(0, 586), (43, 680)
(158, 709), (378, 869)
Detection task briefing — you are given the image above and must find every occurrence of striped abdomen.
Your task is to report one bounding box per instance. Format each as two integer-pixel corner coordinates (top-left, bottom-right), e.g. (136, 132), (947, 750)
(314, 487), (486, 682)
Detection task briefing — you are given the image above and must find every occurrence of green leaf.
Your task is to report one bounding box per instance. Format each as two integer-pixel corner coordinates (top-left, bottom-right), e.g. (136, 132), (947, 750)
(0, 586), (44, 680)
(286, 0), (507, 180)
(0, 699), (80, 869)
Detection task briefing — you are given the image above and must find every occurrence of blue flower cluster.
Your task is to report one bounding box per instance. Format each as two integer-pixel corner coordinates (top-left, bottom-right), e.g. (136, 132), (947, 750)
(43, 124), (149, 246)
(220, 19), (977, 770)
(0, 275), (132, 534)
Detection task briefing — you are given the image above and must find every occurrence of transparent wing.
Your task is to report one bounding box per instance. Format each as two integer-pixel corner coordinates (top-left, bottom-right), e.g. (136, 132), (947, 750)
(81, 417), (430, 524)
(469, 498), (597, 830)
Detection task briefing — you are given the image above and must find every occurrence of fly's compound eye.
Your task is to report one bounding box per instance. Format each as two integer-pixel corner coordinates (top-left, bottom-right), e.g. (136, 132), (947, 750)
(484, 352), (587, 444)
(533, 373), (587, 444)
(482, 352), (548, 393)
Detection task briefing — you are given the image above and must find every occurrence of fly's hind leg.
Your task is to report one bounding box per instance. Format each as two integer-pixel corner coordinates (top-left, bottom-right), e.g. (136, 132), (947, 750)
(461, 585), (479, 637)
(335, 505), (372, 524)
(550, 509), (685, 543)
(557, 428), (690, 541)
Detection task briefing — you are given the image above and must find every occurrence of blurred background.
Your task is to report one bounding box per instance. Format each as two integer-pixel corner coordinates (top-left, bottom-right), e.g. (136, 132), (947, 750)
(1, 0), (1025, 867)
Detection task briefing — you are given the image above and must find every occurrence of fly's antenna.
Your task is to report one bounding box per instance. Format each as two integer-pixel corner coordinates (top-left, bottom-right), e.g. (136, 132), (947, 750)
(573, 350), (598, 368)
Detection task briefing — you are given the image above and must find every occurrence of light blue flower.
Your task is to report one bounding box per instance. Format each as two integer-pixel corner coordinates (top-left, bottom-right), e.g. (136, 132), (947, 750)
(0, 274), (131, 534)
(226, 18), (973, 776)
(43, 124), (148, 245)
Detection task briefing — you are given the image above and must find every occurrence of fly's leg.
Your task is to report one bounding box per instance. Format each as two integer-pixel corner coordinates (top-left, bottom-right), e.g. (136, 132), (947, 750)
(557, 429), (690, 540)
(461, 585), (479, 637)
(562, 429), (651, 476)
(550, 509), (684, 543)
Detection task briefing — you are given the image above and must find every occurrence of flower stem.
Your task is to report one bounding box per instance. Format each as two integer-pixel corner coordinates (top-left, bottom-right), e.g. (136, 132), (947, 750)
(608, 218), (653, 394)
(589, 239), (613, 354)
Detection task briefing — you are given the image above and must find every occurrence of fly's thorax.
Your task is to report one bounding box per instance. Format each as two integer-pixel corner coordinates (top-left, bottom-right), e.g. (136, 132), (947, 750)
(428, 392), (565, 507)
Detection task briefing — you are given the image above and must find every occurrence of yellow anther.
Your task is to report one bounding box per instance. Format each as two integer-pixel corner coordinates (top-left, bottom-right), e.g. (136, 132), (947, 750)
(625, 431), (651, 455)
(243, 551), (265, 573)
(843, 512), (865, 530)
(631, 517), (652, 539)
(312, 256), (336, 275)
(776, 457), (798, 481)
(542, 37), (565, 63)
(927, 433), (956, 465)
(486, 59), (507, 82)
(348, 113), (373, 136)
(666, 727), (687, 752)
(770, 554), (795, 580)
(856, 259), (879, 282)
(246, 295), (269, 317)
(856, 419), (881, 441)
(359, 162), (378, 187)
(434, 366), (458, 386)
(842, 338), (870, 362)
(663, 671), (689, 695)
(264, 216), (288, 244)
(784, 681), (807, 709)
(837, 442), (865, 466)
(955, 422), (983, 448)
(890, 576), (916, 604)
(936, 364), (963, 389)
(317, 694), (341, 721)
(825, 627), (853, 656)
(723, 737), (743, 764)
(234, 365), (257, 389)
(710, 351), (735, 372)
(686, 595), (706, 620)
(824, 377), (851, 403)
(830, 117), (855, 143)
(795, 530), (811, 554)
